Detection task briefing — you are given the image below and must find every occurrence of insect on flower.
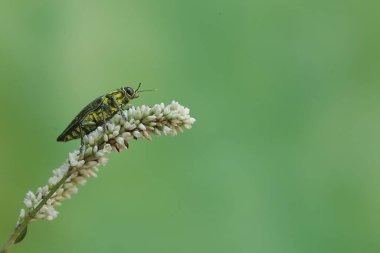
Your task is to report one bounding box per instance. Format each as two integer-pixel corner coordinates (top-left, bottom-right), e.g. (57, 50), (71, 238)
(57, 83), (153, 148)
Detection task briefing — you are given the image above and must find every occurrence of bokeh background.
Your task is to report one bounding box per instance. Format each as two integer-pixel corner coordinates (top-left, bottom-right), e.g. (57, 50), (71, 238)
(1, 0), (380, 252)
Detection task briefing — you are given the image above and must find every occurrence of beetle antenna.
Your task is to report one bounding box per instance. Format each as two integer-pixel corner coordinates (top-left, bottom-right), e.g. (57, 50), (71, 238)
(139, 89), (158, 93)
(135, 83), (142, 92)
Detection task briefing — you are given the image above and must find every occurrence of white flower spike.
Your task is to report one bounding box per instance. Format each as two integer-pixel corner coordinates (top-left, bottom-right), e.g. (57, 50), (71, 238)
(1, 101), (195, 253)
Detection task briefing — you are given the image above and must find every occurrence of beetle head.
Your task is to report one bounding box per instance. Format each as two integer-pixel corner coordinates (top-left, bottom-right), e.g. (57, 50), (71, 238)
(123, 83), (141, 99)
(123, 83), (156, 101)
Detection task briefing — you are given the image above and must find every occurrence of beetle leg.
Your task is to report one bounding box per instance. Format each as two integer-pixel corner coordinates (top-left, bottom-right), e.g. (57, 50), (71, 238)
(79, 122), (85, 153)
(100, 104), (108, 132)
(107, 94), (127, 120)
(79, 121), (97, 152)
(123, 104), (132, 110)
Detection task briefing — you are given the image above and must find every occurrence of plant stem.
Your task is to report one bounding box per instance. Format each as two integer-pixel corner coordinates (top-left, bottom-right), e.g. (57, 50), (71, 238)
(0, 168), (74, 253)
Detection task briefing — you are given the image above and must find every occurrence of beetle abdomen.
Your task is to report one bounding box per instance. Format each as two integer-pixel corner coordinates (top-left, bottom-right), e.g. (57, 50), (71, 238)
(57, 98), (119, 142)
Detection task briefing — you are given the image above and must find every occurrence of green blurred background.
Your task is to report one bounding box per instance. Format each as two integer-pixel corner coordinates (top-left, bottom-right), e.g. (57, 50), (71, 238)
(1, 0), (380, 252)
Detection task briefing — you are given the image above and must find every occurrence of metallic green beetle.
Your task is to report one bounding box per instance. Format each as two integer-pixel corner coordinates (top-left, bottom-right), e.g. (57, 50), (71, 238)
(57, 84), (142, 146)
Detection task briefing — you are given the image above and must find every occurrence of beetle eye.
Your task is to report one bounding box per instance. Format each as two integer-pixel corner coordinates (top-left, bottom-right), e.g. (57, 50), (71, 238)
(125, 87), (134, 96)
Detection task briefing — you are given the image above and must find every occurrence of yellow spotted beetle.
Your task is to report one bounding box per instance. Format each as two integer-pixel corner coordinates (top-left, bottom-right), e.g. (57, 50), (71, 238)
(57, 84), (143, 147)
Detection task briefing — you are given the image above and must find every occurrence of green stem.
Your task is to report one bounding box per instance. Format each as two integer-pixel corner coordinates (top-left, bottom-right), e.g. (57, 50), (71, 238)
(0, 168), (74, 253)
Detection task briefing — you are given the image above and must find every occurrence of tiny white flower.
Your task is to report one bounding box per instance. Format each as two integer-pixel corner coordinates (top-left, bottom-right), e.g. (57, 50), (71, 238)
(19, 209), (25, 219)
(77, 160), (85, 168)
(41, 186), (49, 195)
(97, 157), (108, 166)
(162, 126), (172, 135)
(146, 115), (156, 121)
(106, 123), (114, 132)
(122, 132), (131, 138)
(154, 106), (161, 115)
(74, 176), (87, 185)
(143, 131), (152, 140)
(85, 147), (93, 156)
(88, 170), (98, 178)
(133, 130), (142, 138)
(87, 161), (98, 167)
(138, 123), (146, 131)
(95, 151), (104, 158)
(24, 198), (33, 208)
(103, 144), (113, 153)
(88, 135), (95, 145)
(48, 177), (59, 186)
(67, 186), (78, 194)
(185, 118), (196, 124)
(163, 107), (170, 115)
(134, 110), (142, 119)
(83, 135), (89, 145)
(116, 137), (125, 145)
(62, 192), (72, 199)
(124, 122), (132, 130)
(26, 191), (36, 201)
